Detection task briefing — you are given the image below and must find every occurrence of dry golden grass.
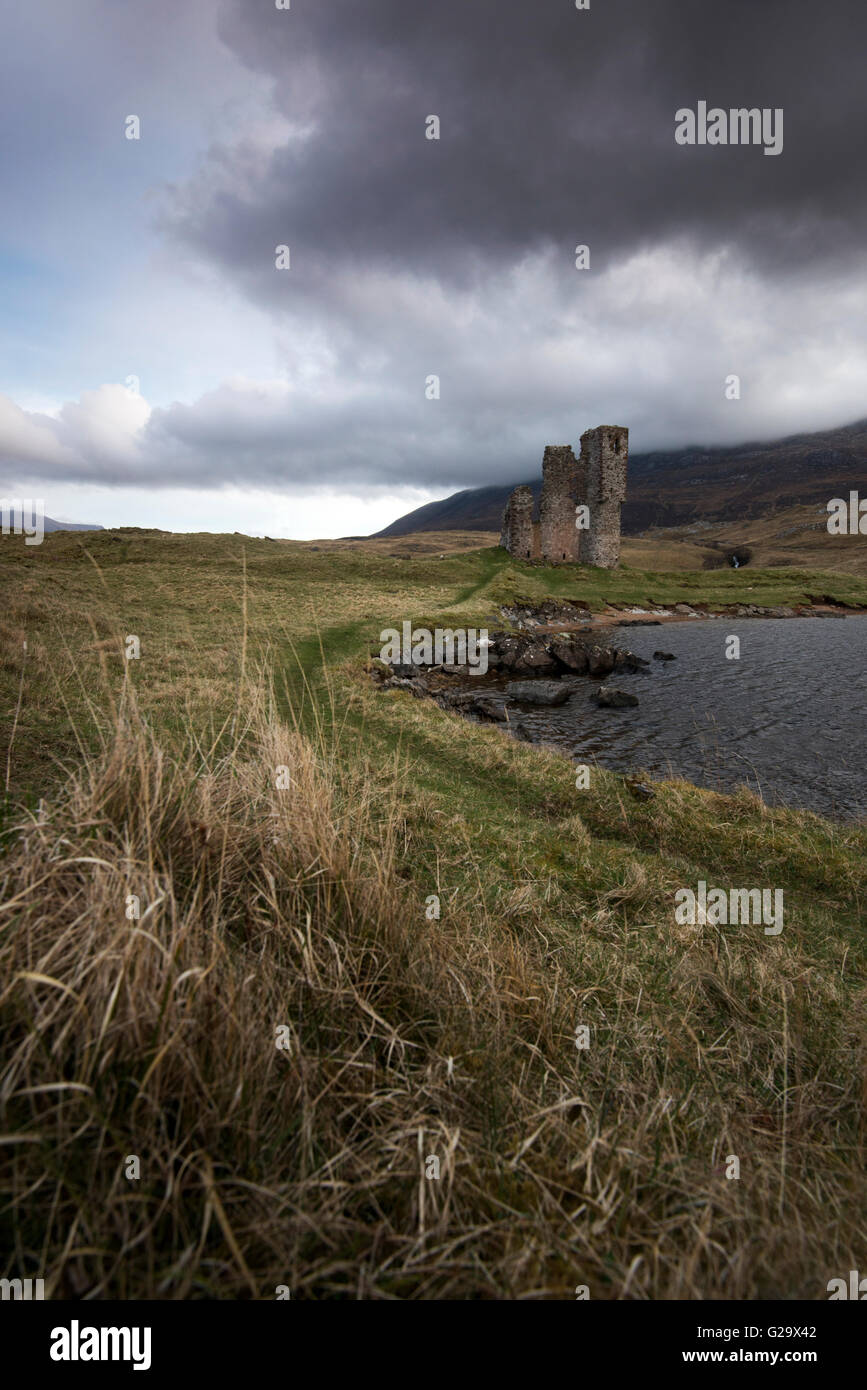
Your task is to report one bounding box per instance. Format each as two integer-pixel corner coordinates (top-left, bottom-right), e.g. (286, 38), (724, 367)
(1, 663), (865, 1299)
(1, 530), (865, 1299)
(621, 504), (867, 574)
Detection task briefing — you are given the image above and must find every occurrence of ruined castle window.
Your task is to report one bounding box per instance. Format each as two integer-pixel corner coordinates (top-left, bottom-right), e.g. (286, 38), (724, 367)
(614, 435), (621, 454)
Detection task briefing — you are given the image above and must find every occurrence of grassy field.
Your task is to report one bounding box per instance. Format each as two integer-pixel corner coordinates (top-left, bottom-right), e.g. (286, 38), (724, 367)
(1, 527), (865, 1299)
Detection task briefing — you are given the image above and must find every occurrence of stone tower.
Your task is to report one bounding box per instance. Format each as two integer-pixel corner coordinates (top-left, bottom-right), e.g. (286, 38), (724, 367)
(500, 484), (536, 560)
(499, 424), (627, 569)
(579, 425), (628, 568)
(539, 446), (582, 564)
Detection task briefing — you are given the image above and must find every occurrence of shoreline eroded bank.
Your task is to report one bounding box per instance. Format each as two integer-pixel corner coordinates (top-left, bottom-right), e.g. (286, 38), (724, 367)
(499, 595), (867, 631)
(371, 600), (867, 819)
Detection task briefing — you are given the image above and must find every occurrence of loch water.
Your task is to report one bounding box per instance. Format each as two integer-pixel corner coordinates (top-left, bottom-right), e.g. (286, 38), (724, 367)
(499, 616), (867, 821)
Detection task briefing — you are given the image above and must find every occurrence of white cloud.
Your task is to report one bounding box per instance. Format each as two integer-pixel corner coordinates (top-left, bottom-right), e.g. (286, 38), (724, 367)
(0, 394), (76, 469)
(4, 243), (867, 533)
(57, 385), (151, 465)
(11, 482), (438, 541)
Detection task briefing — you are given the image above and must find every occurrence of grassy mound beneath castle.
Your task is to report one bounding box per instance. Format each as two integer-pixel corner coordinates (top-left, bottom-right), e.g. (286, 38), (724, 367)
(1, 529), (865, 1298)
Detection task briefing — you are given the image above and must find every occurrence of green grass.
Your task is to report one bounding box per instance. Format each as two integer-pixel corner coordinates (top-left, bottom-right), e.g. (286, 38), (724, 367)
(1, 528), (865, 1299)
(3, 528), (867, 797)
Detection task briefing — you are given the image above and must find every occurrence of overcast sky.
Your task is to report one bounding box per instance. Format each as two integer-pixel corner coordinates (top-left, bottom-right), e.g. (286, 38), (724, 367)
(2, 0), (866, 536)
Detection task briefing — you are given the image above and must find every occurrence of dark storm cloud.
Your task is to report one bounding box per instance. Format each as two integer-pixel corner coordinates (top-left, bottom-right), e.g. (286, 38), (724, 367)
(160, 0), (867, 288)
(5, 0), (867, 504)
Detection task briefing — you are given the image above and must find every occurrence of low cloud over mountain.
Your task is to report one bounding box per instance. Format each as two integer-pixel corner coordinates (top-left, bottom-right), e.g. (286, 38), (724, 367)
(2, 2), (867, 531)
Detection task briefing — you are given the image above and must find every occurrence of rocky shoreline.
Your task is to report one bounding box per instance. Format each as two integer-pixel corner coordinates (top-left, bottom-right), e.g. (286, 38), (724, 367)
(371, 622), (654, 735)
(500, 594), (867, 630)
(370, 594), (867, 740)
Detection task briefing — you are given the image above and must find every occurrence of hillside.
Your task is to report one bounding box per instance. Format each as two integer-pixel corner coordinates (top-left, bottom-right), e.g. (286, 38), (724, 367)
(376, 417), (867, 537)
(41, 515), (103, 533)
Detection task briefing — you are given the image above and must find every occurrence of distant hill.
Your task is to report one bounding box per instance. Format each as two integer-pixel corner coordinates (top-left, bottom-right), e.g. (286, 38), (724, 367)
(43, 516), (103, 533)
(376, 418), (867, 537)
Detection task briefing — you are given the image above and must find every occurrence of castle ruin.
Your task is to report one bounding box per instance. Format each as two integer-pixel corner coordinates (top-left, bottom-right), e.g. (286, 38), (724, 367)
(501, 425), (627, 569)
(499, 485), (535, 560)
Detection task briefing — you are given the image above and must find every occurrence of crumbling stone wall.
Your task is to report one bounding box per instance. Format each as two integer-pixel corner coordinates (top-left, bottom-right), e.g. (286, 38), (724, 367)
(500, 425), (627, 568)
(579, 425), (628, 568)
(500, 484), (536, 560)
(539, 446), (582, 563)
(499, 493), (514, 550)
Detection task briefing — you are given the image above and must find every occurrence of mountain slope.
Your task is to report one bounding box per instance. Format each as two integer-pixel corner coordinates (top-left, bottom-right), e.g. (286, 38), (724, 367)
(42, 516), (103, 533)
(376, 418), (867, 537)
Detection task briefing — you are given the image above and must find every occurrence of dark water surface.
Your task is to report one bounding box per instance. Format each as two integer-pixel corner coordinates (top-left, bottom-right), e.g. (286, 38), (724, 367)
(498, 616), (867, 820)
